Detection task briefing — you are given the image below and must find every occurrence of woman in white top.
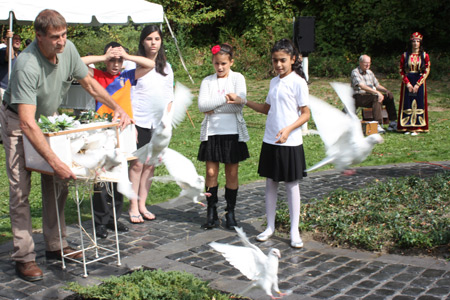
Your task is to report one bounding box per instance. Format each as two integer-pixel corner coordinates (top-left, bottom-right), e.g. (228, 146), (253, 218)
(128, 25), (174, 223)
(197, 44), (249, 230)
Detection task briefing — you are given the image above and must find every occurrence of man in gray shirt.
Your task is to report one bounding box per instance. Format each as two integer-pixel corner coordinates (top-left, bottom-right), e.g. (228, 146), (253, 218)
(0, 9), (132, 282)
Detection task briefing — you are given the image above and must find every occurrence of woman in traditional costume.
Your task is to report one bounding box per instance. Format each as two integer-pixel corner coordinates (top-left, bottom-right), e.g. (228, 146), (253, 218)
(397, 32), (430, 135)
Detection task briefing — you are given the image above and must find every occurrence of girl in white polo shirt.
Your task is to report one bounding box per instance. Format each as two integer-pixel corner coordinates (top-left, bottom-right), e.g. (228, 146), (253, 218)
(231, 39), (310, 248)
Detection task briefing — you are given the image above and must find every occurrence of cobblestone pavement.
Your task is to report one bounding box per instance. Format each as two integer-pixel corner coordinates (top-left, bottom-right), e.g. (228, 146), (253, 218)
(0, 161), (449, 299)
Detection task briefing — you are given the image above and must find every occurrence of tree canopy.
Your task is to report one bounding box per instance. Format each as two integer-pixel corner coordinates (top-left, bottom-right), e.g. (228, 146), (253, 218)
(6, 0), (448, 79)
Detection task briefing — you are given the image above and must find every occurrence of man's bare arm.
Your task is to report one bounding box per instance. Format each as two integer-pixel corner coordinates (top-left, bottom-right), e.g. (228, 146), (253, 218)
(18, 104), (76, 180)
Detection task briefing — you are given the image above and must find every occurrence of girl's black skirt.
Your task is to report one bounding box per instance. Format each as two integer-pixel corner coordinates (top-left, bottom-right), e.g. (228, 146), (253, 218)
(136, 125), (154, 150)
(197, 134), (249, 164)
(257, 142), (307, 182)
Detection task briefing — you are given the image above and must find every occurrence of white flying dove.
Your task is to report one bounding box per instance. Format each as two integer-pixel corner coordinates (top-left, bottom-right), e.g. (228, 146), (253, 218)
(306, 82), (383, 175)
(210, 227), (291, 299)
(133, 82), (193, 166)
(151, 148), (208, 207)
(101, 148), (136, 200)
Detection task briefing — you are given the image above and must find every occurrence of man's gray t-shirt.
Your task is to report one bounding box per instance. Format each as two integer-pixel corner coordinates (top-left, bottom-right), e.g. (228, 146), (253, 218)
(3, 39), (88, 119)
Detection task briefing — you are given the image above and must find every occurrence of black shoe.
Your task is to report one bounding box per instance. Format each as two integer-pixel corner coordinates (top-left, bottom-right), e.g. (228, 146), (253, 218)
(225, 187), (238, 229)
(387, 121), (398, 132)
(201, 206), (218, 230)
(202, 185), (219, 230)
(107, 221), (129, 232)
(96, 225), (108, 239)
(46, 246), (82, 260)
(225, 211), (238, 229)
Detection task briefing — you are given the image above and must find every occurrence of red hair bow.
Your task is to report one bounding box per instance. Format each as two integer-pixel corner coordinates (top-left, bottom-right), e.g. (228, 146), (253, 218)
(211, 45), (221, 55)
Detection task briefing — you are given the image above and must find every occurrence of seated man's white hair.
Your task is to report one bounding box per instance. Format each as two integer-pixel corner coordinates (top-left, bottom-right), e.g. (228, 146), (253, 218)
(359, 54), (370, 62)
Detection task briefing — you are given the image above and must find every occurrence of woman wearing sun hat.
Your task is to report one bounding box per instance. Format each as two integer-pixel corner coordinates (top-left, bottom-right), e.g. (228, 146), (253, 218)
(397, 32), (431, 135)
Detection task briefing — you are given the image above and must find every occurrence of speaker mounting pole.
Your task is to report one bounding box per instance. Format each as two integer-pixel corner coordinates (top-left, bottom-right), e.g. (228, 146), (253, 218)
(293, 16), (315, 134)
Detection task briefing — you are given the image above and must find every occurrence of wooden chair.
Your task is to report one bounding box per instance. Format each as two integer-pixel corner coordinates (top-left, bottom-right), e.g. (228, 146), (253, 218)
(362, 107), (389, 124)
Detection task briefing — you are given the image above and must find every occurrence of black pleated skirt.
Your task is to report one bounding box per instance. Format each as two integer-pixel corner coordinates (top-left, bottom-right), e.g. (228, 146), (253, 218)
(258, 142), (307, 182)
(197, 134), (250, 164)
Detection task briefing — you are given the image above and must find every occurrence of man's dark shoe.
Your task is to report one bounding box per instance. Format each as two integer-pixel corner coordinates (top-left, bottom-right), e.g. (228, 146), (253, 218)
(46, 246), (83, 260)
(107, 221), (129, 232)
(387, 121), (398, 132)
(96, 225), (108, 239)
(16, 261), (43, 282)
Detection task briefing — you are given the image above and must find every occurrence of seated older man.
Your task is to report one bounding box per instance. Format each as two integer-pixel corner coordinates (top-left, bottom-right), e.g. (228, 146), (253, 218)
(351, 54), (397, 133)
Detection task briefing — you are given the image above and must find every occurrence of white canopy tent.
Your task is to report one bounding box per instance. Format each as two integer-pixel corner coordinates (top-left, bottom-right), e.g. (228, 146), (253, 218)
(0, 0), (162, 83)
(0, 0), (193, 83)
(0, 0), (164, 79)
(1, 1), (191, 81)
(0, 0), (164, 25)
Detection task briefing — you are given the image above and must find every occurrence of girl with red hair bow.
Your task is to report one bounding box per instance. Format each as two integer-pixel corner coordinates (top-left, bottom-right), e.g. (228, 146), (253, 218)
(197, 44), (250, 230)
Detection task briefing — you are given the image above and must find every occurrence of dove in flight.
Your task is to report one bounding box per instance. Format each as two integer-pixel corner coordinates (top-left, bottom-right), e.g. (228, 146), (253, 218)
(306, 82), (383, 175)
(68, 128), (136, 199)
(133, 82), (193, 166)
(210, 227), (291, 299)
(151, 148), (208, 207)
(101, 148), (136, 200)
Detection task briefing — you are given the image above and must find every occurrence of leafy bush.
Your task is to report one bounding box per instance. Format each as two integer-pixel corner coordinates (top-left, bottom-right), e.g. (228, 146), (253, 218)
(307, 52), (356, 78)
(219, 27), (274, 80)
(66, 269), (239, 300)
(276, 173), (450, 252)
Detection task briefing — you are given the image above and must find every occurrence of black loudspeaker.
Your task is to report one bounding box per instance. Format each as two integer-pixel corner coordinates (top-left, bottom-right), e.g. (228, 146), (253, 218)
(293, 16), (315, 55)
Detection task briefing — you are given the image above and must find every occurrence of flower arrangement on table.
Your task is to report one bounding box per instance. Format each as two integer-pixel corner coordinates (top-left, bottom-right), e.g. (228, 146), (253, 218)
(38, 111), (113, 133)
(38, 114), (80, 133)
(27, 111), (135, 192)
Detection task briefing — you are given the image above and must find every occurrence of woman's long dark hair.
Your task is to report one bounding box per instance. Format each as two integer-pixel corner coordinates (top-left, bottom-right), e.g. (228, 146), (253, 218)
(138, 25), (167, 76)
(406, 40), (426, 73)
(407, 39), (424, 55)
(271, 38), (305, 79)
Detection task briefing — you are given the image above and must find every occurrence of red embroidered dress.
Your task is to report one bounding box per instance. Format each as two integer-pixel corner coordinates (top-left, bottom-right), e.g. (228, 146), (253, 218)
(397, 51), (430, 132)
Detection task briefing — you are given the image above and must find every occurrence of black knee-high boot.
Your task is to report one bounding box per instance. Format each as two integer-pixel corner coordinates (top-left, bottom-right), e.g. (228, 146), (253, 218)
(225, 187), (238, 229)
(202, 186), (218, 229)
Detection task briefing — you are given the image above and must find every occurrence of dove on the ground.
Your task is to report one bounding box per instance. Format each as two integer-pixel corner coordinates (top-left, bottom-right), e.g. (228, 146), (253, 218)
(133, 82), (193, 166)
(209, 227), (290, 299)
(306, 82), (383, 175)
(151, 148), (207, 207)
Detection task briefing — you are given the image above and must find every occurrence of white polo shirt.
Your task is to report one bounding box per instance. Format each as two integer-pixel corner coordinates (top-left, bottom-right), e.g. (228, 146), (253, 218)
(263, 72), (309, 146)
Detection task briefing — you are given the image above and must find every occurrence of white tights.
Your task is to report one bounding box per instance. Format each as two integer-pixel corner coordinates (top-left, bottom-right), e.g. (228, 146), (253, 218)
(260, 178), (302, 243)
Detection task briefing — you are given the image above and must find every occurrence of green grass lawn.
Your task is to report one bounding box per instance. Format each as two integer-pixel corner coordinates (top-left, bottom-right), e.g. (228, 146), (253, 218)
(0, 77), (449, 244)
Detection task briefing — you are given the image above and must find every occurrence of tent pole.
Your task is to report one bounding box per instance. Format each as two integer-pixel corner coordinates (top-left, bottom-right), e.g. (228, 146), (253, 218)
(8, 11), (13, 80)
(164, 15), (194, 84)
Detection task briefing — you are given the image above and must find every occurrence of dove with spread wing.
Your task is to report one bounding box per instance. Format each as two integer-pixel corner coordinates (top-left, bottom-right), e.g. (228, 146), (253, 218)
(151, 148), (208, 206)
(306, 82), (383, 175)
(69, 128), (136, 199)
(133, 82), (193, 166)
(210, 227), (291, 299)
(102, 148), (136, 200)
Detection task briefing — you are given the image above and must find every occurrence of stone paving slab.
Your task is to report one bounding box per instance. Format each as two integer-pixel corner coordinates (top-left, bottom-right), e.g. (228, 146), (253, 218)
(0, 161), (449, 299)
